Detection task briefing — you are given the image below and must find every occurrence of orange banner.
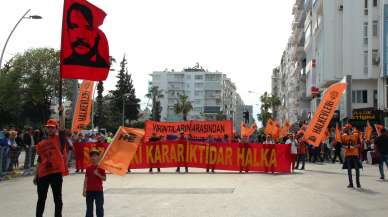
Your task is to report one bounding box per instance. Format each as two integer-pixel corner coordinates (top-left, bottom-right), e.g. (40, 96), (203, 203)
(99, 127), (143, 176)
(241, 122), (257, 138)
(365, 121), (372, 141)
(335, 123), (342, 143)
(304, 81), (346, 147)
(144, 120), (233, 141)
(264, 119), (274, 136)
(279, 120), (290, 138)
(72, 80), (94, 132)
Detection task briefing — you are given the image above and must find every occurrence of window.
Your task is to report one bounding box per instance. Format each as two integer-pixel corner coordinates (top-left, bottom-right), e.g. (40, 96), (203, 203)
(365, 0), (368, 8)
(364, 51), (368, 74)
(194, 90), (203, 96)
(195, 83), (203, 88)
(373, 0), (377, 7)
(363, 22), (368, 45)
(195, 75), (203, 80)
(185, 75), (191, 80)
(373, 20), (378, 36)
(352, 90), (368, 103)
(372, 49), (379, 65)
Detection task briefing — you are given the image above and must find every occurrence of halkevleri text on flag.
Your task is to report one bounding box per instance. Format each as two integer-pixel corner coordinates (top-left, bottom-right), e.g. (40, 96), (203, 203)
(144, 120), (233, 141)
(60, 0), (110, 81)
(129, 142), (292, 173)
(304, 81), (347, 147)
(71, 80), (94, 133)
(99, 127), (144, 176)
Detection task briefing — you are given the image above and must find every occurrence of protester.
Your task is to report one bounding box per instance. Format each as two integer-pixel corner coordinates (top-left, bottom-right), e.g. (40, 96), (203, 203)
(295, 134), (307, 170)
(286, 134), (297, 173)
(149, 133), (161, 173)
(8, 131), (20, 171)
(342, 129), (362, 188)
(23, 127), (35, 170)
(374, 128), (388, 180)
(83, 149), (106, 217)
(34, 108), (67, 217)
(176, 131), (188, 173)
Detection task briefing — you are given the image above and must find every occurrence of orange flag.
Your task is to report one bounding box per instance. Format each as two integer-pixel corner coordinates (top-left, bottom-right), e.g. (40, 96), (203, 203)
(280, 120), (291, 138)
(304, 81), (347, 147)
(241, 122), (257, 138)
(72, 80), (95, 133)
(272, 121), (280, 140)
(375, 124), (384, 136)
(365, 121), (372, 141)
(265, 119), (274, 136)
(99, 127), (143, 176)
(335, 123), (342, 142)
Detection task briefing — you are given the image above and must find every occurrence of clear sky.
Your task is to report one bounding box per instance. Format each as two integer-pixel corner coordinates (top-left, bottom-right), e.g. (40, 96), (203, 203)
(0, 0), (294, 118)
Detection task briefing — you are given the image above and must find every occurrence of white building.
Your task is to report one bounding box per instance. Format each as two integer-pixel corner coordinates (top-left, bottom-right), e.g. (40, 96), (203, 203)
(151, 64), (250, 131)
(303, 0), (384, 124)
(272, 0), (310, 125)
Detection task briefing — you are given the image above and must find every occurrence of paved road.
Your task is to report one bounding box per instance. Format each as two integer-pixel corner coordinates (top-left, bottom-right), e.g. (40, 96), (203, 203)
(0, 163), (387, 217)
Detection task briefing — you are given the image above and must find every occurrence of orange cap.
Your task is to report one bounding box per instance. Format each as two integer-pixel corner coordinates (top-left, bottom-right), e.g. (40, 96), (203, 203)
(45, 119), (58, 128)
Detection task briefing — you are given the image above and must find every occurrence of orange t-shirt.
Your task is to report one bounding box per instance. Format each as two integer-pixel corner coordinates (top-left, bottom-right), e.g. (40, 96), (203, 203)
(342, 134), (359, 157)
(36, 136), (66, 178)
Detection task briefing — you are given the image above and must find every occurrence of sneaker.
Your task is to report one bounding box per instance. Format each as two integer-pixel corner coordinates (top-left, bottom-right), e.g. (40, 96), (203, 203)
(380, 177), (385, 180)
(357, 184), (361, 188)
(347, 184), (354, 188)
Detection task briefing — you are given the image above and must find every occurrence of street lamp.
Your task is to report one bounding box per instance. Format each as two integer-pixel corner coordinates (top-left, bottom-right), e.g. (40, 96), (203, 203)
(122, 93), (130, 127)
(0, 9), (42, 69)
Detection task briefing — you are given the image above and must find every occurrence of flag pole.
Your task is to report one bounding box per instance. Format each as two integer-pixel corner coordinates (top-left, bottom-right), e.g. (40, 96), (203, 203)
(59, 0), (66, 122)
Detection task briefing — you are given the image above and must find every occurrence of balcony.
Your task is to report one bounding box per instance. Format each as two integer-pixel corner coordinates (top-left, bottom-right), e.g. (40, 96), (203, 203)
(291, 44), (306, 61)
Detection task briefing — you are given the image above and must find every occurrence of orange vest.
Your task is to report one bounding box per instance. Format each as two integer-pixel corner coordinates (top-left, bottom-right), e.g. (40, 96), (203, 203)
(342, 134), (359, 157)
(36, 136), (66, 178)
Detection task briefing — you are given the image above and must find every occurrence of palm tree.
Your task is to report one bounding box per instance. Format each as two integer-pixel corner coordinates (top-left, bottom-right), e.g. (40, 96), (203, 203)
(174, 94), (193, 121)
(146, 86), (164, 121)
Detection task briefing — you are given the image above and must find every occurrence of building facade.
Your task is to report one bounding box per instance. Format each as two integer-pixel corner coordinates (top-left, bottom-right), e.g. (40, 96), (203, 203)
(274, 0), (388, 127)
(151, 64), (250, 131)
(272, 0), (310, 125)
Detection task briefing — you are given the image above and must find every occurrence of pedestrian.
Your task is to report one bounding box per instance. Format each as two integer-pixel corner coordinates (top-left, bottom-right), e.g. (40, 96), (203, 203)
(374, 128), (388, 180)
(83, 149), (106, 217)
(176, 131), (188, 173)
(23, 127), (35, 169)
(286, 134), (297, 172)
(295, 134), (307, 170)
(342, 129), (362, 188)
(8, 131), (20, 171)
(34, 110), (68, 217)
(149, 133), (161, 173)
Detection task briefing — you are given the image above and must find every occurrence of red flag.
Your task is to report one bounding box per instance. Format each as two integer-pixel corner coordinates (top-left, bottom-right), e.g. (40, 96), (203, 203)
(60, 0), (110, 81)
(375, 124), (384, 136)
(365, 121), (372, 141)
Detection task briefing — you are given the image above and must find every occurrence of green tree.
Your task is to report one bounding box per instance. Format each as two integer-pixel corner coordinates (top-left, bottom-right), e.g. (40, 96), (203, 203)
(146, 86), (164, 121)
(95, 81), (105, 128)
(173, 94), (193, 121)
(110, 55), (140, 126)
(257, 91), (281, 127)
(0, 48), (74, 128)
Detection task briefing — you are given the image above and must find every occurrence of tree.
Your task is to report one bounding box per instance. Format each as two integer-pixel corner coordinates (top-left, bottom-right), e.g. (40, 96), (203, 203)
(146, 86), (164, 121)
(173, 94), (193, 121)
(257, 91), (281, 127)
(0, 48), (74, 128)
(95, 81), (104, 128)
(110, 55), (140, 127)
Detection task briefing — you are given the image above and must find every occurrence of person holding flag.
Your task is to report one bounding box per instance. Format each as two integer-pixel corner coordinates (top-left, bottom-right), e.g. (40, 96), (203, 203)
(34, 106), (68, 217)
(342, 128), (362, 188)
(332, 124), (343, 164)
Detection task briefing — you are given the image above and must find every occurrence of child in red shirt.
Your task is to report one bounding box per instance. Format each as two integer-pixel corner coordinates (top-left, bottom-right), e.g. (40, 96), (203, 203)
(83, 149), (106, 217)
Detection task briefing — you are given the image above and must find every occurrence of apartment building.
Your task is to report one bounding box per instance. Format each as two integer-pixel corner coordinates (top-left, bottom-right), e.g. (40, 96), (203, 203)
(151, 64), (249, 130)
(272, 0), (310, 125)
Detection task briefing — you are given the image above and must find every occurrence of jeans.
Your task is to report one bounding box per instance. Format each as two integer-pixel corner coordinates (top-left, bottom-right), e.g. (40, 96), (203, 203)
(345, 156), (360, 186)
(379, 154), (388, 179)
(86, 191), (104, 217)
(295, 154), (306, 169)
(36, 173), (63, 217)
(0, 146), (3, 176)
(332, 145), (343, 163)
